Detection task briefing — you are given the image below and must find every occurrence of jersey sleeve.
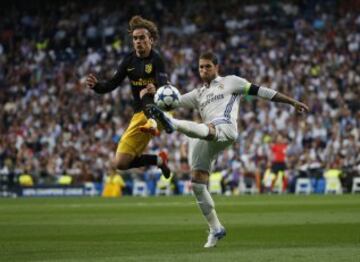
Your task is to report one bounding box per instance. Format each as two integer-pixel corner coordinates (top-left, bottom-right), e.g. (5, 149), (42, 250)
(227, 75), (252, 95)
(154, 54), (168, 87)
(179, 89), (198, 109)
(92, 56), (128, 94)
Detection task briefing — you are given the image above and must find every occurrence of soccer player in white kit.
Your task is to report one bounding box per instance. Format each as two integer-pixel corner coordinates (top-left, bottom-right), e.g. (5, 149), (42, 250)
(148, 52), (309, 248)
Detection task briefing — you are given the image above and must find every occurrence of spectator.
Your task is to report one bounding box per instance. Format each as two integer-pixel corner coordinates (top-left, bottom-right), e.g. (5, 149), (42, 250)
(0, 0), (359, 193)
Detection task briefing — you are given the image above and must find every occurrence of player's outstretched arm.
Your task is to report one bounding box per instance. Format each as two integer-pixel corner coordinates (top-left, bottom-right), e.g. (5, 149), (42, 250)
(85, 56), (128, 94)
(271, 92), (309, 114)
(86, 71), (124, 94)
(246, 83), (309, 114)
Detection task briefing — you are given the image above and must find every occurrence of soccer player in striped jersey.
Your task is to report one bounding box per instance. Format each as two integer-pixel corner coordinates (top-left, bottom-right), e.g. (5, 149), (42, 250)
(148, 51), (309, 248)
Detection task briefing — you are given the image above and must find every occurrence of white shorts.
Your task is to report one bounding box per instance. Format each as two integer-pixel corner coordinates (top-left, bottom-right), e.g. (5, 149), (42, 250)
(188, 124), (237, 173)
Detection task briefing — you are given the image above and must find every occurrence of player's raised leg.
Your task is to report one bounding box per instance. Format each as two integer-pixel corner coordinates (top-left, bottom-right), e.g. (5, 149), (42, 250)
(111, 151), (170, 179)
(115, 112), (171, 178)
(148, 105), (212, 139)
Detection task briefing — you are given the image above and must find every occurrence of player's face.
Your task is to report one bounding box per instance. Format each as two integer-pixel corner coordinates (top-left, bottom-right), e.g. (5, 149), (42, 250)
(132, 28), (153, 57)
(199, 59), (219, 83)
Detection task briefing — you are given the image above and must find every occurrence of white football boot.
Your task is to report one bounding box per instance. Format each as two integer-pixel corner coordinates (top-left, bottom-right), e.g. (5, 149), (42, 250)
(204, 227), (226, 248)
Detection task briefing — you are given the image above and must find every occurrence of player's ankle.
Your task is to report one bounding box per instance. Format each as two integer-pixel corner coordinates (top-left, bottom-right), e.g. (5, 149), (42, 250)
(157, 151), (168, 166)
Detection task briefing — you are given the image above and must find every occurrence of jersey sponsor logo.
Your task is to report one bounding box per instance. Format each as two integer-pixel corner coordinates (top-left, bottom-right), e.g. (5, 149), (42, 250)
(131, 78), (155, 86)
(199, 94), (225, 111)
(145, 64), (153, 74)
(127, 67), (135, 72)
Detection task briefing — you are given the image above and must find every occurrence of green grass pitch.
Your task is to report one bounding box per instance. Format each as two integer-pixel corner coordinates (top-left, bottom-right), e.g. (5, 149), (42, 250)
(0, 195), (360, 262)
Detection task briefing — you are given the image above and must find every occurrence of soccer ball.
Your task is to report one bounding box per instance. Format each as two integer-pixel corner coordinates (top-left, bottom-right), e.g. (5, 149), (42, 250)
(154, 84), (180, 111)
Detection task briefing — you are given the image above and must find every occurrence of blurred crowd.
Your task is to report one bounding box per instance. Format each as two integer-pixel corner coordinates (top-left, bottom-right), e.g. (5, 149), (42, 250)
(0, 0), (359, 193)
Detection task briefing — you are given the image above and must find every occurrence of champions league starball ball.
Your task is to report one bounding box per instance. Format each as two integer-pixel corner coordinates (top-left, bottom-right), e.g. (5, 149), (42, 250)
(154, 84), (180, 111)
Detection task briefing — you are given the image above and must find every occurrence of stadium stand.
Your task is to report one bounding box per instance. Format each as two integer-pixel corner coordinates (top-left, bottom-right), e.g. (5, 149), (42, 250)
(0, 0), (359, 195)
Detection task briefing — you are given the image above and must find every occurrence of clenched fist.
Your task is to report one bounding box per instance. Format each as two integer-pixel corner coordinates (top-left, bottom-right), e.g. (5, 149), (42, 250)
(86, 74), (98, 89)
(293, 101), (309, 114)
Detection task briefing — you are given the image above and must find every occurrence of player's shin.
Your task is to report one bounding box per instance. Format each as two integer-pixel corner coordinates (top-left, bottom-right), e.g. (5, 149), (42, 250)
(192, 182), (222, 232)
(128, 154), (157, 168)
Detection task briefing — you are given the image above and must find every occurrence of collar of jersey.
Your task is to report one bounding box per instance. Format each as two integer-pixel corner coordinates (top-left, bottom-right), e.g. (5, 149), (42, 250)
(212, 76), (222, 83)
(203, 76), (222, 88)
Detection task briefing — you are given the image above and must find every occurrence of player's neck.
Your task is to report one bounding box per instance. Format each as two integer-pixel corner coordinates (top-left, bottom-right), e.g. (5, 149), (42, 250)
(136, 49), (151, 58)
(204, 75), (218, 87)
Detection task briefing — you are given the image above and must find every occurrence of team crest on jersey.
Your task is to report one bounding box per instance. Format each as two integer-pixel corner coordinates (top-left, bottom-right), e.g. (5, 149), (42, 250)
(145, 64), (152, 74)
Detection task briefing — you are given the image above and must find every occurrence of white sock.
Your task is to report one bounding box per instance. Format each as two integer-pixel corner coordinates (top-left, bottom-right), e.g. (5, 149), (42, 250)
(192, 182), (222, 232)
(171, 119), (209, 139)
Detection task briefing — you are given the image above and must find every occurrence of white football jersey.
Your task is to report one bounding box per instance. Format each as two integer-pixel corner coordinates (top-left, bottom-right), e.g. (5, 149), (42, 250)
(179, 75), (251, 130)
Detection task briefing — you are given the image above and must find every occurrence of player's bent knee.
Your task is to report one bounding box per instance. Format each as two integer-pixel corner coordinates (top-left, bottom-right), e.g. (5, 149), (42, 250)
(112, 154), (134, 170)
(110, 158), (124, 170)
(192, 170), (209, 184)
(205, 124), (216, 141)
(114, 161), (129, 170)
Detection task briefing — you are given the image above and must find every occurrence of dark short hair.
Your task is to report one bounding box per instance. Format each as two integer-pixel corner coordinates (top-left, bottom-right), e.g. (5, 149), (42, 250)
(199, 52), (219, 65)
